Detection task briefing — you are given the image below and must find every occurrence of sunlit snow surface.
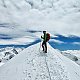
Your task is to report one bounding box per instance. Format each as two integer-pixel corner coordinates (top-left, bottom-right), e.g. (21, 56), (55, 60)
(0, 43), (80, 80)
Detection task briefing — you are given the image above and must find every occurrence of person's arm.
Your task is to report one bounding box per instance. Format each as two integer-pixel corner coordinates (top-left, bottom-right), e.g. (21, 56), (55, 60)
(41, 36), (44, 39)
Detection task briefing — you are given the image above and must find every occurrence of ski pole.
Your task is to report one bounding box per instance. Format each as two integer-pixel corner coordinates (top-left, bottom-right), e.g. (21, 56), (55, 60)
(39, 40), (42, 53)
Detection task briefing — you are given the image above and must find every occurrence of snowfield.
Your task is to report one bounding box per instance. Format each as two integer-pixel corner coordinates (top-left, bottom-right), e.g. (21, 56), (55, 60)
(0, 47), (24, 66)
(0, 43), (80, 80)
(62, 50), (80, 65)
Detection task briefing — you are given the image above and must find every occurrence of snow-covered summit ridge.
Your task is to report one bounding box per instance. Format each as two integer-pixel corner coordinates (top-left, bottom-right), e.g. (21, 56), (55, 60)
(0, 43), (80, 80)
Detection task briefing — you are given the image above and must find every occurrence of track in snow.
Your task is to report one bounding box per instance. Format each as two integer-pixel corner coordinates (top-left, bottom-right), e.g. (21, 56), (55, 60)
(23, 44), (70, 80)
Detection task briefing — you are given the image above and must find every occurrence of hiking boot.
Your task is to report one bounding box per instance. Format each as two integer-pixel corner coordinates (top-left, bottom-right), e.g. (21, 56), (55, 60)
(45, 51), (47, 53)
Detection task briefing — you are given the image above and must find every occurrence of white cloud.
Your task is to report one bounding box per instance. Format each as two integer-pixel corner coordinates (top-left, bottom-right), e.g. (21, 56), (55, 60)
(72, 42), (80, 45)
(50, 39), (64, 44)
(0, 36), (35, 45)
(0, 0), (80, 45)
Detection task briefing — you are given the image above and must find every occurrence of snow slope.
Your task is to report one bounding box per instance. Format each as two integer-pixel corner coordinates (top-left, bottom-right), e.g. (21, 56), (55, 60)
(62, 50), (80, 58)
(62, 50), (80, 65)
(0, 47), (24, 67)
(0, 43), (80, 80)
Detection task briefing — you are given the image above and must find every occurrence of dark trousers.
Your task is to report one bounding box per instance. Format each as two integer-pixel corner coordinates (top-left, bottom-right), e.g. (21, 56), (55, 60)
(42, 41), (47, 53)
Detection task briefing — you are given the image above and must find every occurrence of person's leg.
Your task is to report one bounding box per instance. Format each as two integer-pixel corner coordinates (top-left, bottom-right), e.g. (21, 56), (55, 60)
(44, 42), (47, 53)
(42, 41), (45, 51)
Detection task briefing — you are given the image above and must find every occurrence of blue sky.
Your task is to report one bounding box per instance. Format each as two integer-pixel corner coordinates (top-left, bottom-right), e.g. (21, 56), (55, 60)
(52, 34), (80, 43)
(49, 34), (80, 51)
(0, 23), (80, 51)
(0, 33), (80, 51)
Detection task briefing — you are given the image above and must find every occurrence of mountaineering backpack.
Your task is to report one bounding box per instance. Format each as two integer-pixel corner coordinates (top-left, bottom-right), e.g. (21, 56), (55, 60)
(46, 33), (50, 42)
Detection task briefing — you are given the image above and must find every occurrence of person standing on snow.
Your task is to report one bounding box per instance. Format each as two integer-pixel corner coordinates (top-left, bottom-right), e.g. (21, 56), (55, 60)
(41, 31), (50, 53)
